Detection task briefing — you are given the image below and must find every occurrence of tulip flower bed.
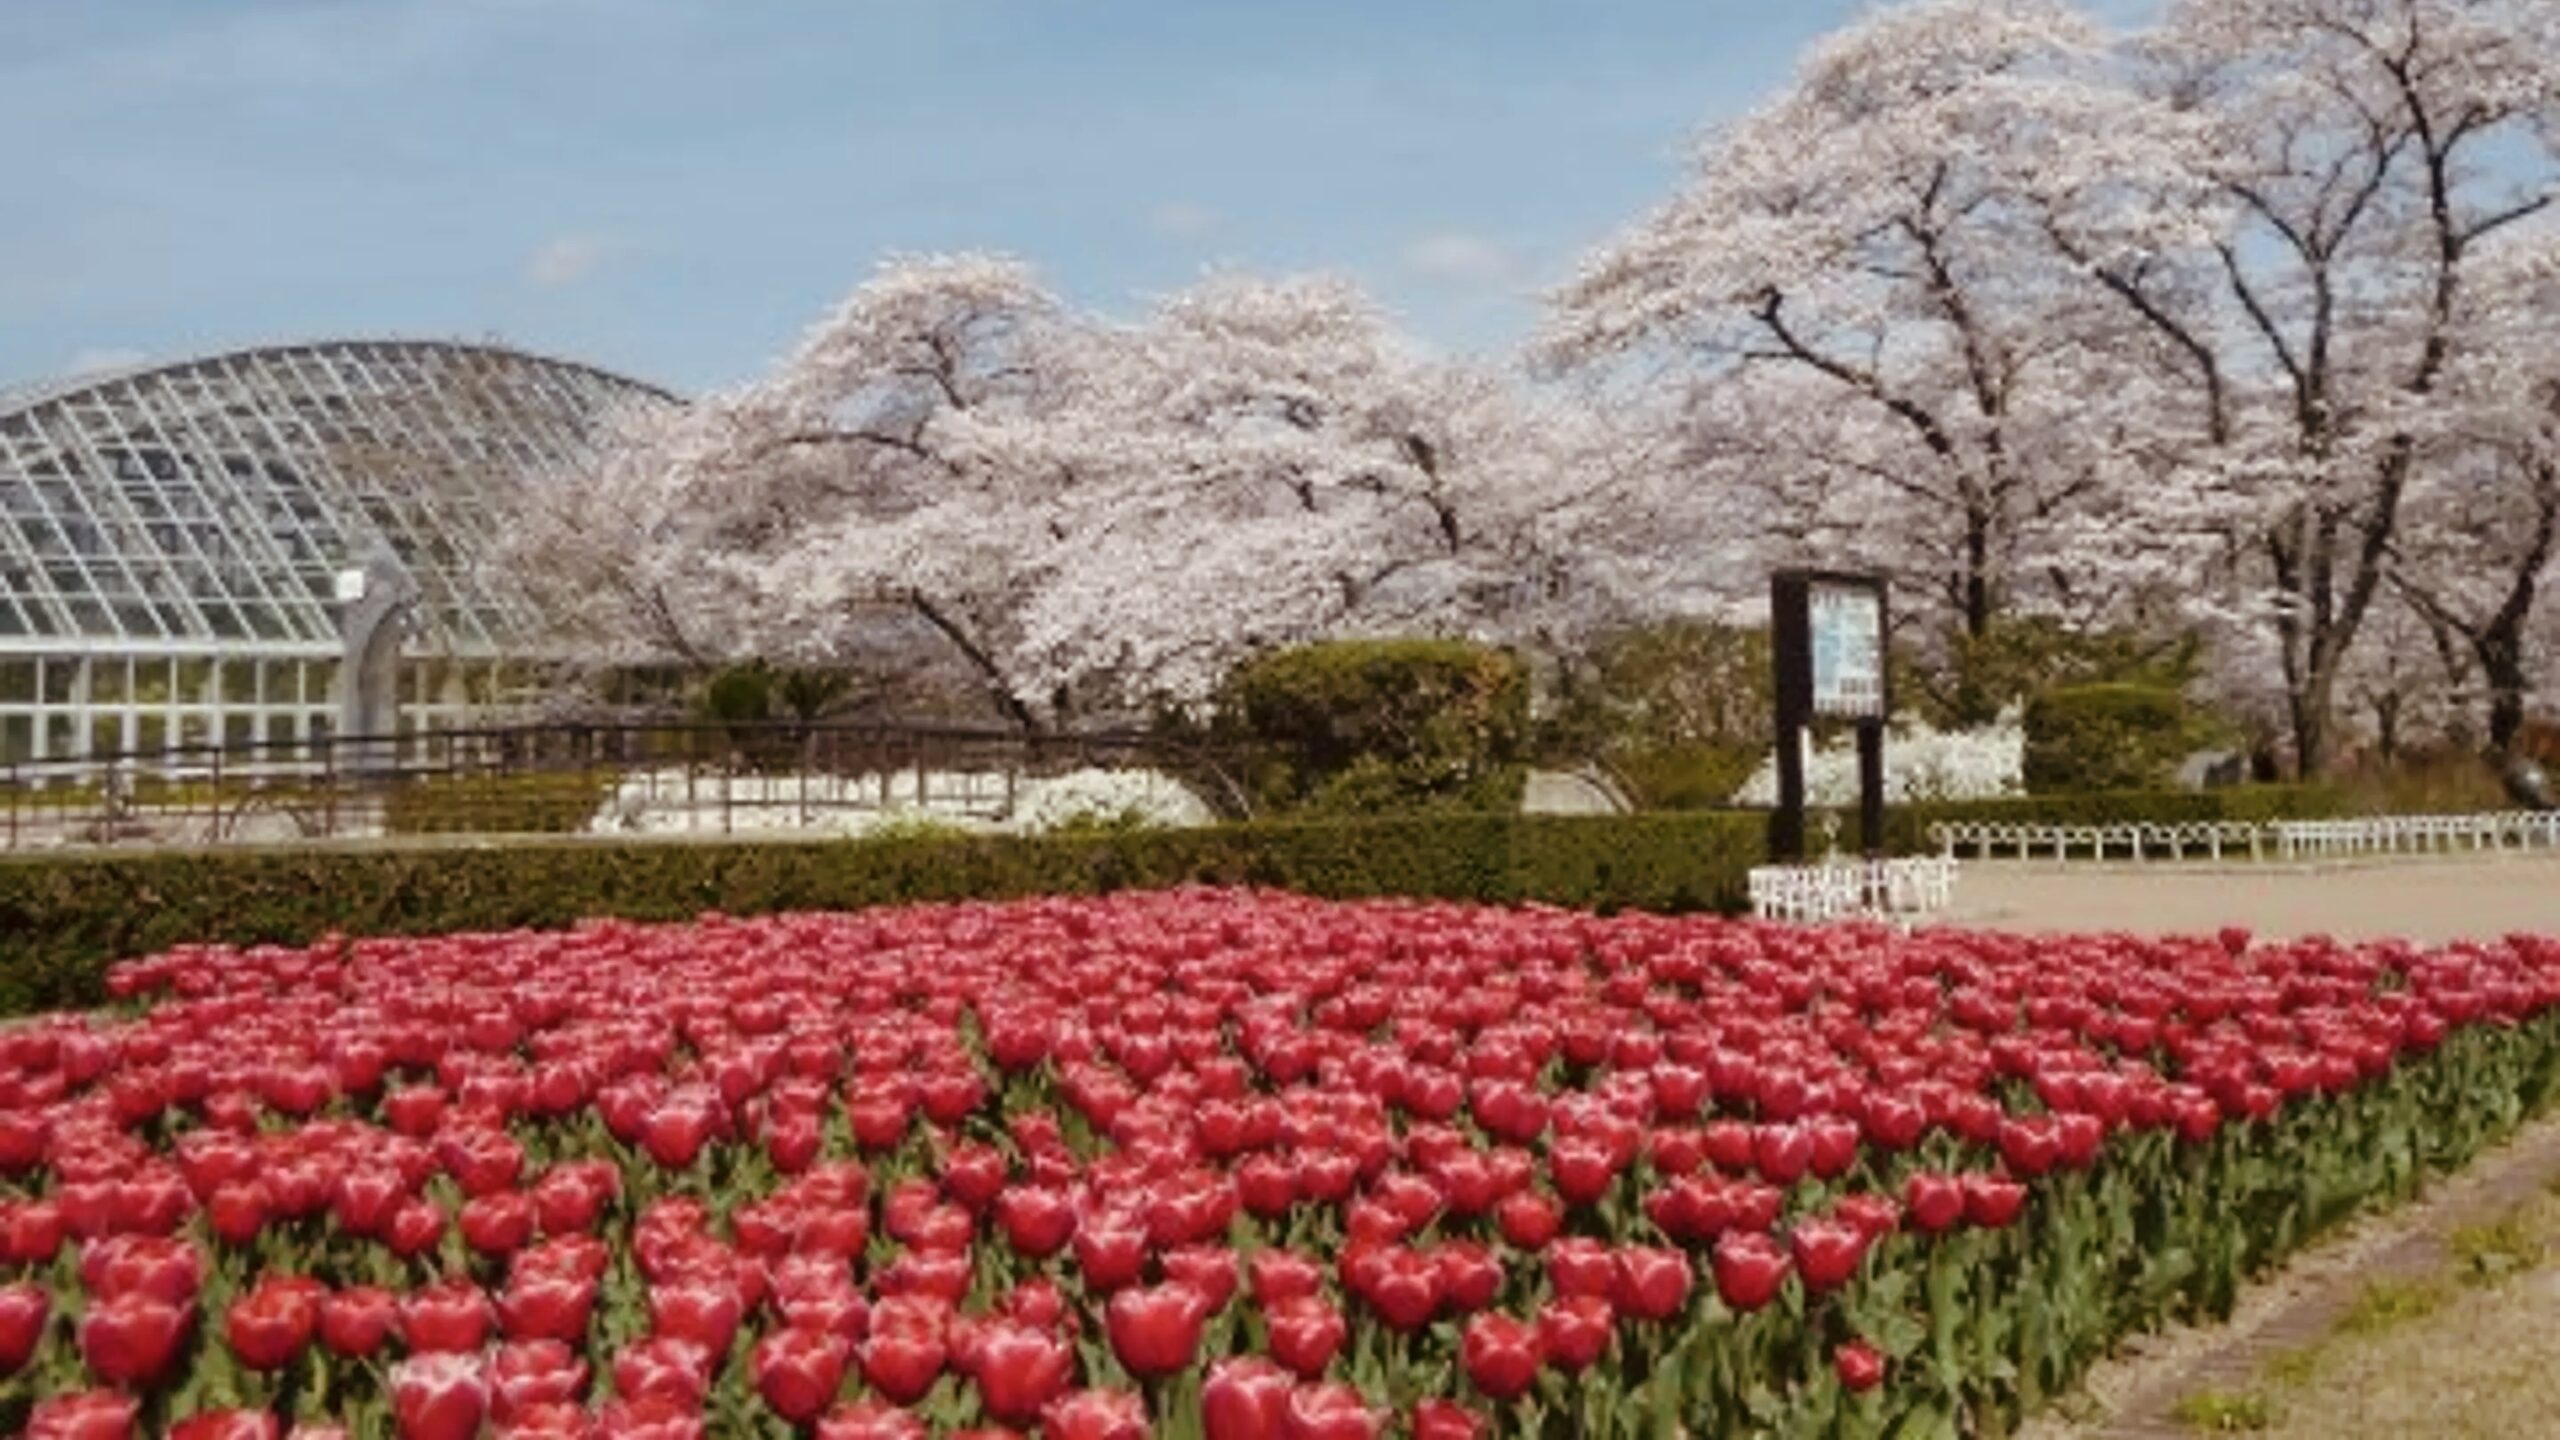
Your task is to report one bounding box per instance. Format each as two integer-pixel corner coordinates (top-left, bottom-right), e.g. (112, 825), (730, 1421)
(0, 891), (2557, 1439)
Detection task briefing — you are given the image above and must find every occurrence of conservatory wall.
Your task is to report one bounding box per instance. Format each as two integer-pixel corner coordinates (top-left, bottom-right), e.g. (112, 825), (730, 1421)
(0, 339), (676, 781)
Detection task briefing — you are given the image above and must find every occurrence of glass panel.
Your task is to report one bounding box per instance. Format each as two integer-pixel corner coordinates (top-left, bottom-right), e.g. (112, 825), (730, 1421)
(307, 661), (340, 707)
(43, 715), (75, 761)
(261, 661), (299, 706)
(135, 714), (166, 756)
(176, 659), (211, 705)
(89, 714), (123, 760)
(89, 657), (128, 704)
(223, 713), (256, 753)
(220, 661), (257, 704)
(38, 656), (75, 705)
(133, 659), (174, 706)
(1, 714), (31, 765)
(0, 660), (32, 704)
(178, 713), (209, 752)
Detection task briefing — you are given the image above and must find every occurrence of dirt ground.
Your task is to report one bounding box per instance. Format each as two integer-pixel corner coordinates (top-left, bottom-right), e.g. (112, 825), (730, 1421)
(1932, 854), (2560, 943)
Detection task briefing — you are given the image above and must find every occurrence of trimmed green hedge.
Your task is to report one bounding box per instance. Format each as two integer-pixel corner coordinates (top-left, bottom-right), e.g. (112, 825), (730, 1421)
(1896, 784), (2346, 836)
(0, 783), (2358, 1018)
(0, 812), (1770, 1017)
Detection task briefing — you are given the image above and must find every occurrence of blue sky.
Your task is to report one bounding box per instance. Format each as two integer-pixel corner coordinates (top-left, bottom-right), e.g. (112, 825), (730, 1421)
(0, 0), (2159, 394)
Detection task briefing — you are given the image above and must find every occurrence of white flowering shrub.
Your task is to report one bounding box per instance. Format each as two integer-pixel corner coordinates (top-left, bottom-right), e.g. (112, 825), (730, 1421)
(1009, 767), (1218, 832)
(1734, 708), (2025, 808)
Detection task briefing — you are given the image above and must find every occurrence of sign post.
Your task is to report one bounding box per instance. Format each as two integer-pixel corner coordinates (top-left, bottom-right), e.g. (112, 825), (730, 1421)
(1770, 570), (1889, 861)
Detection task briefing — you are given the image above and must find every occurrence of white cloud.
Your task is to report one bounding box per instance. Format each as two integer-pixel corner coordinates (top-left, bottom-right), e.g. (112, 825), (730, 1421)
(64, 347), (147, 377)
(1147, 202), (1220, 239)
(1401, 231), (1516, 286)
(525, 234), (609, 290)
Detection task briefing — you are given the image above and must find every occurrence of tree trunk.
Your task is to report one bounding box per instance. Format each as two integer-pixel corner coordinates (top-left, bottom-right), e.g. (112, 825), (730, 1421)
(902, 591), (1043, 736)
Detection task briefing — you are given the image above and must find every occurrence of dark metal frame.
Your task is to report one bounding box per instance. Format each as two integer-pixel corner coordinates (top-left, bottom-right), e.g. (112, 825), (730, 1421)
(1769, 569), (1890, 862)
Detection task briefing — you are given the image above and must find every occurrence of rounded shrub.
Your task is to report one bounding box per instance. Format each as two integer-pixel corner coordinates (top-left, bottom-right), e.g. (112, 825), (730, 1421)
(2023, 684), (2220, 794)
(1212, 639), (1530, 816)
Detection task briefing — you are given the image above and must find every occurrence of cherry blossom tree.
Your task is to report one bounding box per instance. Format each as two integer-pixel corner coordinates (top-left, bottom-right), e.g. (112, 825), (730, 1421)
(512, 258), (1693, 730)
(2070, 0), (2560, 770)
(1543, 0), (2213, 669)
(2384, 224), (2560, 752)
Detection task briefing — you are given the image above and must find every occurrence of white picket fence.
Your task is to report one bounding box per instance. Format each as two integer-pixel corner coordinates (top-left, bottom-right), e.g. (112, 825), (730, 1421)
(1748, 856), (1962, 924)
(1926, 810), (2560, 864)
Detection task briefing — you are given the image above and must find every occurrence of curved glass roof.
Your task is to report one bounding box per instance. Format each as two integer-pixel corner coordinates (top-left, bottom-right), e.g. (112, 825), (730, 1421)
(0, 340), (674, 656)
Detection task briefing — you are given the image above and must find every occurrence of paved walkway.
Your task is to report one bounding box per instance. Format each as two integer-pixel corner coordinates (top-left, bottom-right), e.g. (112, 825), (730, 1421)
(1938, 854), (2560, 943)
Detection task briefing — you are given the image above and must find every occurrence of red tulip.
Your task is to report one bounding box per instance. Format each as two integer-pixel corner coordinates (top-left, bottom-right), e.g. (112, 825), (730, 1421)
(1459, 1313), (1542, 1401)
(1074, 1212), (1149, 1292)
(1963, 1173), (2028, 1228)
(79, 1292), (191, 1387)
(461, 1190), (538, 1257)
(859, 1323), (946, 1405)
(1492, 1190), (1560, 1250)
(391, 1351), (490, 1440)
(971, 1320), (1073, 1425)
(1281, 1381), (1384, 1440)
(1612, 1245), (1693, 1322)
(1711, 1231), (1791, 1312)
(649, 1276), (744, 1355)
(25, 1391), (141, 1440)
(755, 1325), (853, 1425)
(816, 1398), (931, 1440)
(226, 1279), (319, 1370)
(1789, 1219), (1870, 1292)
(386, 1197), (446, 1258)
(319, 1286), (400, 1359)
(1044, 1390), (1149, 1440)
(995, 1186), (1078, 1259)
(1106, 1282), (1209, 1380)
(1265, 1296), (1346, 1380)
(1247, 1248), (1325, 1309)
(1544, 1236), (1613, 1300)
(612, 1334), (716, 1407)
(1546, 1136), (1617, 1207)
(1535, 1294), (1612, 1372)
(0, 1282), (50, 1375)
(81, 1234), (203, 1306)
(1203, 1355), (1294, 1440)
(1836, 1339), (1886, 1392)
(490, 1338), (589, 1424)
(1432, 1242), (1503, 1314)
(170, 1411), (281, 1440)
(402, 1279), (494, 1353)
(1752, 1124), (1811, 1184)
(0, 1200), (63, 1265)
(498, 1269), (598, 1345)
(1357, 1247), (1443, 1332)
(1410, 1400), (1484, 1440)
(1903, 1172), (1965, 1233)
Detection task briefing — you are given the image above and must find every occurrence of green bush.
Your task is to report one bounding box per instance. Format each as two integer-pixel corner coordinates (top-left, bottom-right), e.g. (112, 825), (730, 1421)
(0, 811), (1769, 1016)
(2024, 684), (2227, 793)
(1608, 741), (1763, 811)
(1542, 621), (1772, 808)
(1212, 639), (1530, 815)
(383, 771), (618, 835)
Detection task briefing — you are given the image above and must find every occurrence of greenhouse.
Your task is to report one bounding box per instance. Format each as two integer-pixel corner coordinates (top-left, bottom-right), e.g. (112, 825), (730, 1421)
(0, 340), (673, 773)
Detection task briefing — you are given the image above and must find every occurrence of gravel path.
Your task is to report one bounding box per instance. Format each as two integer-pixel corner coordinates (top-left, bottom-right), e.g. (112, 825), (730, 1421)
(1935, 854), (2560, 943)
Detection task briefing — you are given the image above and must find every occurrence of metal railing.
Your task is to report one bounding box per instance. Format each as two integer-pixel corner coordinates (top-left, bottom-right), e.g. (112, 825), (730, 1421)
(1926, 811), (2560, 864)
(0, 720), (1237, 852)
(1748, 856), (1962, 924)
